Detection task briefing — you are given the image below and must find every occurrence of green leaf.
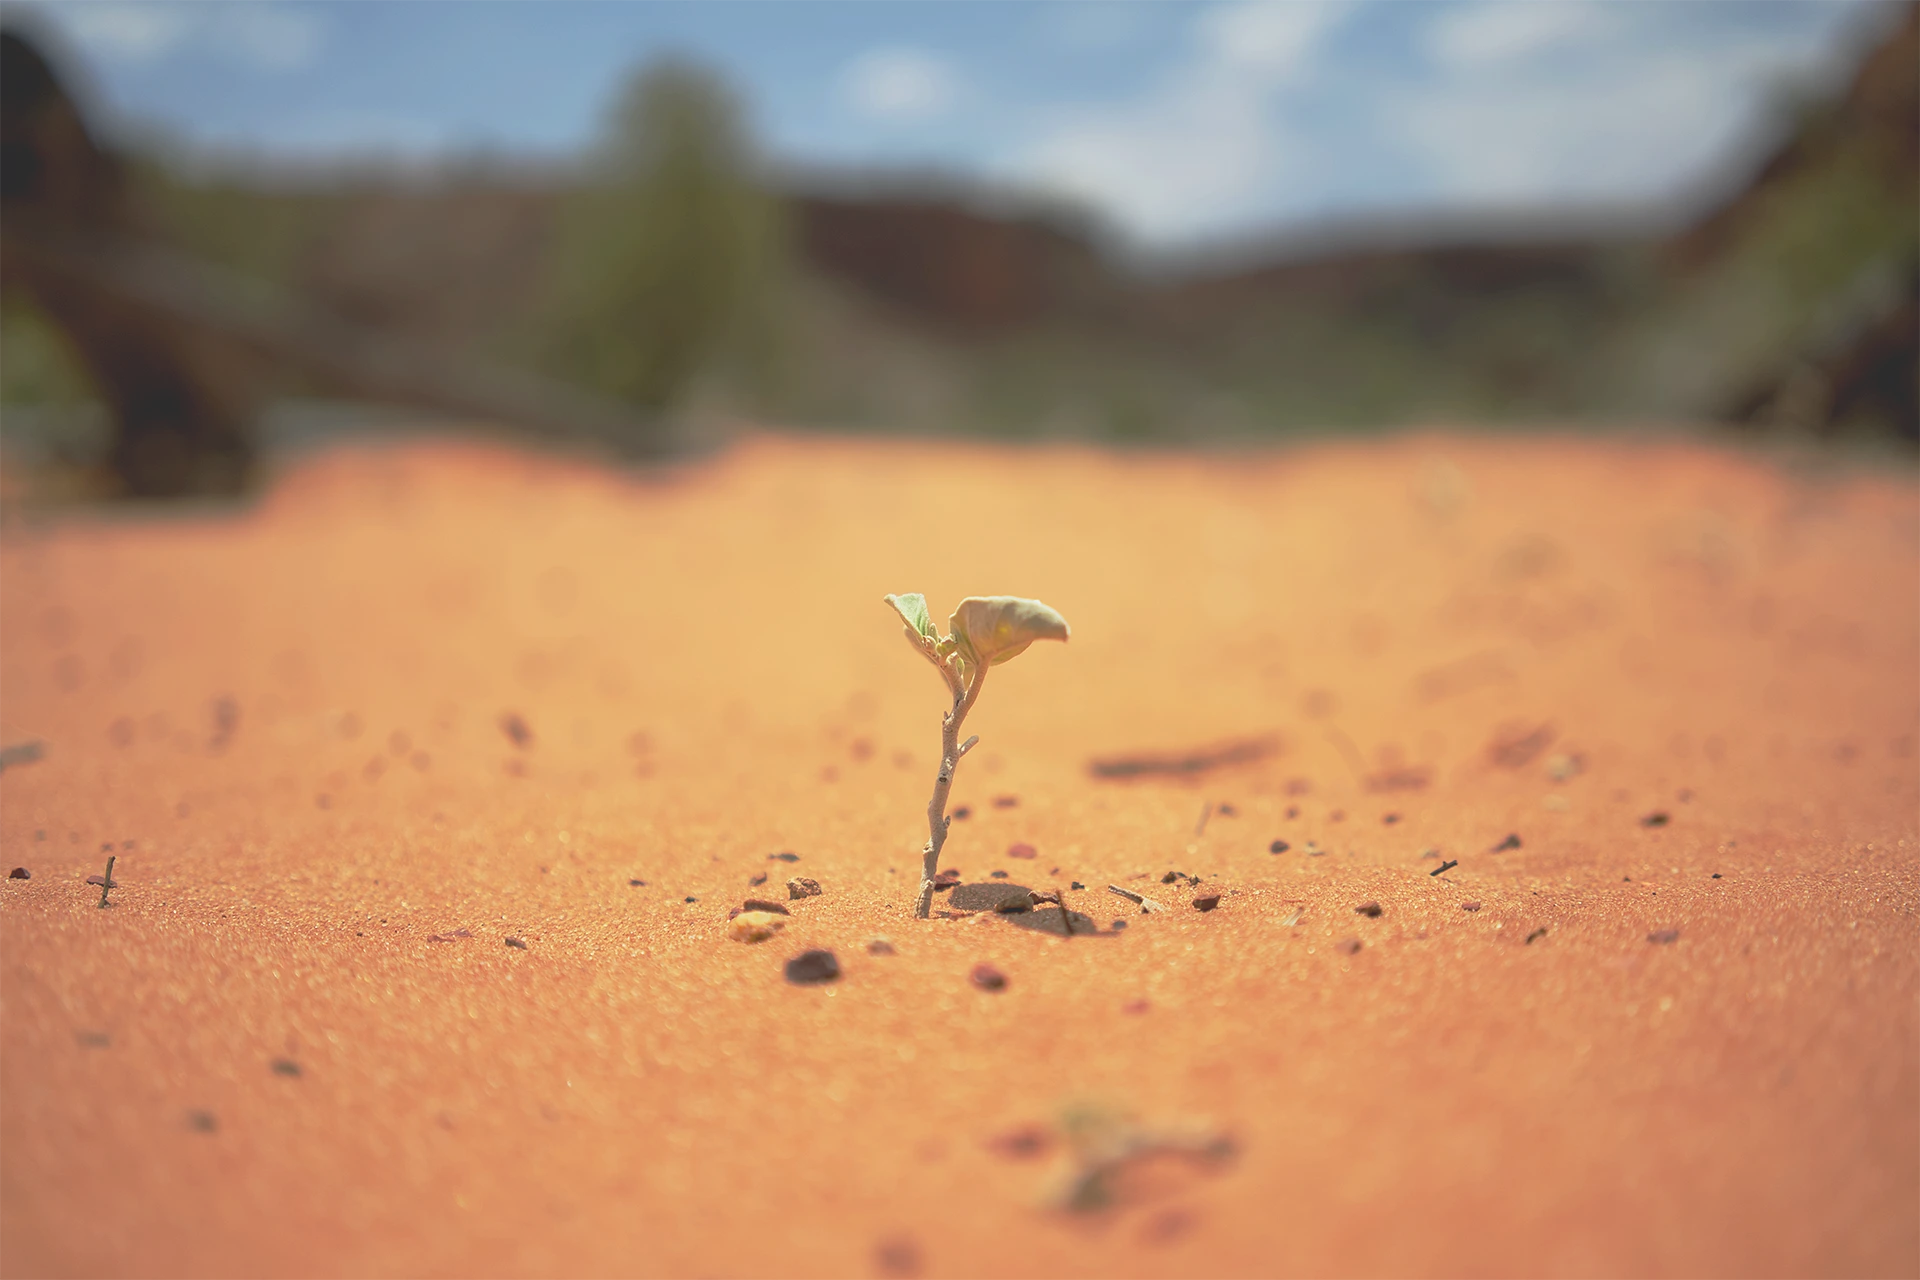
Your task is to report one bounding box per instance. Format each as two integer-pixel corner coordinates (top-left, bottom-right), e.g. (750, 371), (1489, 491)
(883, 593), (937, 639)
(948, 596), (1071, 666)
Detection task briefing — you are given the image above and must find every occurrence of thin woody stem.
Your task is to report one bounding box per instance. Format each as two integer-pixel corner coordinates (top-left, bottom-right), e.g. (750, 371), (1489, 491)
(914, 660), (988, 919)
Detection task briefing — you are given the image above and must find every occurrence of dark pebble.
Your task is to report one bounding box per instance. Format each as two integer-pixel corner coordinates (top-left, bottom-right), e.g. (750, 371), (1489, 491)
(1284, 806), (1299, 819)
(1192, 894), (1222, 912)
(1335, 937), (1362, 956)
(270, 1058), (302, 1077)
(499, 712), (533, 748)
(628, 878), (646, 887)
(769, 851), (800, 863)
(1007, 842), (1036, 859)
(1711, 873), (1722, 879)
(992, 795), (1019, 808)
(987, 1124), (1054, 1159)
(685, 895), (698, 903)
(749, 872), (768, 886)
(1492, 833), (1522, 852)
(1216, 802), (1237, 817)
(951, 806), (971, 821)
(1355, 901), (1383, 918)
(1161, 871), (1182, 884)
(1383, 813), (1401, 824)
(787, 877), (822, 899)
(970, 963), (1008, 991)
(84, 874), (117, 888)
(1641, 812), (1671, 827)
(8, 867), (27, 880)
(1111, 919), (1128, 930)
(504, 936), (527, 949)
(1461, 901), (1481, 912)
(186, 1109), (218, 1134)
(1070, 881), (1085, 890)
(1648, 928), (1681, 945)
(990, 870), (1008, 879)
(784, 949), (840, 985)
(742, 898), (791, 915)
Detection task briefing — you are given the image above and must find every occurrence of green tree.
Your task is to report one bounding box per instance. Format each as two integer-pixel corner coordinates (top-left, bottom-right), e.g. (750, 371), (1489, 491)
(542, 58), (782, 413)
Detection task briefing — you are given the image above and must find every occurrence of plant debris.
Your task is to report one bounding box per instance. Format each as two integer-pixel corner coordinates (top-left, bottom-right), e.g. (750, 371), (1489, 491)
(1106, 884), (1165, 913)
(0, 740), (45, 773)
(1430, 859), (1459, 875)
(784, 949), (840, 984)
(970, 963), (1008, 991)
(1046, 1105), (1236, 1213)
(1087, 735), (1279, 779)
(1647, 928), (1681, 944)
(1488, 722), (1555, 769)
(504, 936), (527, 949)
(742, 898), (790, 915)
(787, 876), (823, 899)
(1525, 927), (1548, 944)
(88, 855), (117, 908)
(1491, 833), (1523, 852)
(932, 868), (961, 891)
(1355, 901), (1382, 917)
(730, 911), (787, 943)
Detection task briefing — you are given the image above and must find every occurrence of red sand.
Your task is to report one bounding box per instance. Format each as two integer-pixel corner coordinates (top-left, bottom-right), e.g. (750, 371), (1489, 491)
(2, 431), (1916, 1278)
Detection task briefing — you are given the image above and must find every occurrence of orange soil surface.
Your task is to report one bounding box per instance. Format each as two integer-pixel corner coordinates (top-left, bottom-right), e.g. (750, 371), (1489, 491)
(2, 431), (1916, 1278)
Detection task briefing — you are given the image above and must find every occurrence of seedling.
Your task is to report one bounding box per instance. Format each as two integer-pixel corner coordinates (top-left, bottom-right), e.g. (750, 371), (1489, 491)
(883, 594), (1070, 919)
(90, 854), (117, 908)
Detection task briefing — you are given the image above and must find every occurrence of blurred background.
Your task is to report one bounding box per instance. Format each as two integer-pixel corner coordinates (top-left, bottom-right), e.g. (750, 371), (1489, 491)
(1, 0), (1914, 498)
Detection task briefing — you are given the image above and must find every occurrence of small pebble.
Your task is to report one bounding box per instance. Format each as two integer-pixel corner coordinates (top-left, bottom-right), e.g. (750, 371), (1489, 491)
(990, 870), (1008, 879)
(784, 949), (840, 984)
(1382, 812), (1401, 824)
(8, 868), (27, 880)
(932, 869), (961, 891)
(1007, 842), (1036, 859)
(867, 937), (897, 955)
(1285, 805), (1300, 819)
(787, 877), (822, 899)
(504, 936), (527, 949)
(684, 896), (698, 903)
(1355, 900), (1382, 918)
(1268, 840), (1289, 854)
(951, 805), (972, 821)
(1192, 893), (1222, 912)
(1647, 928), (1681, 945)
(1111, 919), (1128, 930)
(1492, 833), (1522, 852)
(743, 898), (791, 915)
(186, 1109), (218, 1134)
(730, 911), (787, 944)
(1461, 901), (1482, 912)
(270, 1058), (302, 1077)
(970, 963), (1008, 991)
(749, 872), (768, 886)
(1070, 881), (1085, 890)
(768, 851), (800, 863)
(1641, 812), (1670, 827)
(992, 795), (1018, 808)
(1160, 871), (1182, 884)
(1335, 937), (1362, 956)
(628, 878), (646, 887)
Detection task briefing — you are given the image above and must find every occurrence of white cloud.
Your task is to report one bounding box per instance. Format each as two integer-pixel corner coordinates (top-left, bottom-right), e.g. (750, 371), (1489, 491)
(1035, 3), (1154, 53)
(841, 47), (960, 120)
(49, 1), (324, 71)
(1012, 1), (1353, 242)
(1396, 3), (1880, 211)
(1426, 1), (1613, 70)
(1197, 0), (1350, 74)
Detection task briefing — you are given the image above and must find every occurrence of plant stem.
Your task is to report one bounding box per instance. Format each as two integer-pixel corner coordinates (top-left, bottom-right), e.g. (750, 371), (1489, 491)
(97, 854), (115, 909)
(915, 662), (987, 919)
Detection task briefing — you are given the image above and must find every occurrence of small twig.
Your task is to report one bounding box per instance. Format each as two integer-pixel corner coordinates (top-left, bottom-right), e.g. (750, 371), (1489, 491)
(1429, 859), (1458, 876)
(95, 854), (116, 908)
(1106, 884), (1164, 913)
(1193, 801), (1213, 837)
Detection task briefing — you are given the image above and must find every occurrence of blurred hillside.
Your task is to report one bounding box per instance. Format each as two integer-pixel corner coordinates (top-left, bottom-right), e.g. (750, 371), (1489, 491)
(3, 5), (1914, 472)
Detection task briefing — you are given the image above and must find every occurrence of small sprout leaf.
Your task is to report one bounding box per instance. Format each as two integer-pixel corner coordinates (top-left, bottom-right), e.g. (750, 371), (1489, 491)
(884, 593), (937, 640)
(948, 596), (1071, 667)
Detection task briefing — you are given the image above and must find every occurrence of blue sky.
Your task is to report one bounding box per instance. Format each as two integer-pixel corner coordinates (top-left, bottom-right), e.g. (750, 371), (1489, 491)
(8, 1), (1900, 247)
